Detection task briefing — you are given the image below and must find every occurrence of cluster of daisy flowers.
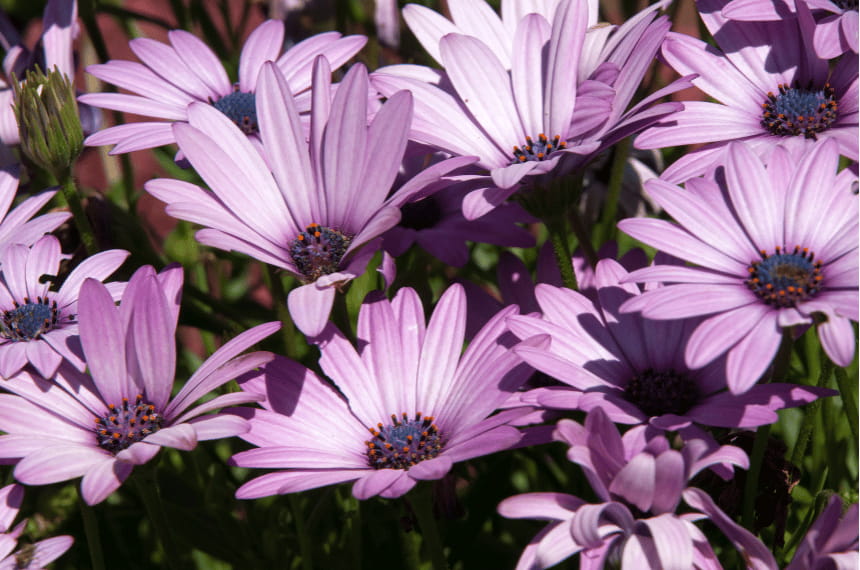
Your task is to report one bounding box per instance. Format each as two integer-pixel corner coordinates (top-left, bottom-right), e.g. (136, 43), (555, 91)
(0, 0), (853, 567)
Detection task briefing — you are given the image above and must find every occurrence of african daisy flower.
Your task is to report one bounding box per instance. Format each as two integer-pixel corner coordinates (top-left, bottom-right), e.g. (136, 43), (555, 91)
(786, 494), (859, 569)
(507, 258), (834, 431)
(722, 0), (858, 58)
(619, 140), (857, 394)
(0, 235), (128, 379)
(636, 0), (858, 183)
(229, 284), (540, 500)
(0, 265), (278, 505)
(0, 484), (73, 569)
(146, 59), (475, 336)
(0, 165), (70, 247)
(80, 19), (365, 154)
(498, 408), (777, 570)
(373, 0), (687, 219)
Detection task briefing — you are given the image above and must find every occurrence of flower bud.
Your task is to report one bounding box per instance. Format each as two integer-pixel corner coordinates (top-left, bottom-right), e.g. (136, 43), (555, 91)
(12, 66), (83, 180)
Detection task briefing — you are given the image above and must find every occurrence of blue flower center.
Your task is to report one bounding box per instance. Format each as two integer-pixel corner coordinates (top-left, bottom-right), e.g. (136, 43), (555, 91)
(0, 297), (58, 341)
(365, 413), (445, 470)
(289, 223), (352, 282)
(95, 394), (163, 455)
(212, 89), (258, 135)
(761, 83), (838, 140)
(746, 246), (823, 308)
(510, 133), (567, 165)
(625, 369), (699, 417)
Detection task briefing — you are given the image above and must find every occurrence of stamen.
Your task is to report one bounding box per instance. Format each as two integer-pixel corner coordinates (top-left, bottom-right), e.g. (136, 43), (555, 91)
(289, 224), (352, 282)
(625, 369), (699, 417)
(365, 412), (444, 470)
(510, 133), (566, 164)
(0, 297), (58, 341)
(212, 86), (258, 135)
(746, 246), (823, 308)
(95, 394), (163, 454)
(761, 82), (838, 140)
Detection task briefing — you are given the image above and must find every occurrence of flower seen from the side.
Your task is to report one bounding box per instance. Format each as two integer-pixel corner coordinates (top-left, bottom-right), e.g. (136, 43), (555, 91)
(81, 19), (366, 154)
(230, 284), (540, 500)
(498, 408), (776, 570)
(619, 140), (857, 393)
(0, 235), (128, 379)
(146, 58), (475, 336)
(786, 494), (859, 569)
(0, 265), (278, 505)
(0, 484), (73, 569)
(507, 258), (834, 431)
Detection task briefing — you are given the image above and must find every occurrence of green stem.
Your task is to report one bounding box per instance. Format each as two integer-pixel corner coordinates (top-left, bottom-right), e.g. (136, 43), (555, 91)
(58, 174), (97, 255)
(410, 484), (447, 570)
(789, 354), (832, 467)
(597, 137), (632, 244)
(79, 499), (106, 570)
(133, 466), (184, 570)
(834, 365), (859, 445)
(569, 207), (599, 268)
(547, 219), (577, 290)
(742, 423), (771, 530)
(287, 494), (314, 570)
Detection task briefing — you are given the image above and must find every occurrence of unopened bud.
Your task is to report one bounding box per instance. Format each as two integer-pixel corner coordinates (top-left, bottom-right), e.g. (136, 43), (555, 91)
(12, 66), (83, 180)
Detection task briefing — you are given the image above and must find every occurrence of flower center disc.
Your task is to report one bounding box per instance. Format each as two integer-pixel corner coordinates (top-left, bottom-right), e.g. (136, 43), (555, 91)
(95, 394), (163, 454)
(746, 246), (823, 308)
(761, 83), (838, 140)
(0, 297), (58, 341)
(625, 369), (699, 417)
(365, 413), (445, 470)
(289, 223), (352, 282)
(510, 133), (567, 164)
(212, 89), (258, 134)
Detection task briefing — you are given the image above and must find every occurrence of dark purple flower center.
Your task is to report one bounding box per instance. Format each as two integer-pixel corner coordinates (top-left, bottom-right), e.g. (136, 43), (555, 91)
(510, 133), (567, 164)
(746, 246), (823, 308)
(625, 369), (699, 417)
(289, 223), (352, 282)
(0, 297), (58, 341)
(399, 196), (443, 231)
(212, 88), (258, 135)
(95, 394), (163, 455)
(761, 83), (838, 140)
(365, 412), (445, 470)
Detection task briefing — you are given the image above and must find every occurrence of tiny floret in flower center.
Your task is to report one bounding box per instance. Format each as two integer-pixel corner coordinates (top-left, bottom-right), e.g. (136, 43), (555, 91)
(365, 412), (444, 470)
(95, 394), (163, 455)
(625, 369), (699, 417)
(510, 134), (567, 164)
(212, 88), (258, 134)
(0, 297), (58, 341)
(289, 223), (352, 282)
(746, 246), (823, 308)
(761, 83), (838, 140)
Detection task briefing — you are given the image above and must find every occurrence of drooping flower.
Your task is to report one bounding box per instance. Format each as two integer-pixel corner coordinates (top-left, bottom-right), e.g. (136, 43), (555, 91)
(80, 19), (366, 154)
(146, 58), (476, 336)
(0, 484), (73, 569)
(498, 408), (777, 570)
(722, 0), (858, 58)
(507, 258), (835, 431)
(0, 0), (100, 146)
(0, 235), (128, 379)
(786, 494), (859, 569)
(618, 140), (857, 393)
(229, 284), (540, 500)
(372, 0), (687, 219)
(0, 165), (70, 248)
(636, 0), (858, 183)
(0, 265), (278, 505)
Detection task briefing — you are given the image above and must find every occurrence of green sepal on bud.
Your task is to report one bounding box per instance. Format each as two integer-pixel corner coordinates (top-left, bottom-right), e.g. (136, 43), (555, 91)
(12, 65), (84, 181)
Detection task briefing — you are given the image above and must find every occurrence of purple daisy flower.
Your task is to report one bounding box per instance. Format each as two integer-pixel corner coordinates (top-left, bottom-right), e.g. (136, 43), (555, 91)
(146, 58), (475, 336)
(618, 140), (857, 394)
(498, 408), (776, 570)
(80, 19), (366, 154)
(0, 265), (278, 505)
(0, 484), (73, 569)
(507, 258), (834, 431)
(786, 494), (859, 569)
(722, 0), (858, 58)
(229, 284), (540, 500)
(373, 0), (687, 219)
(0, 165), (70, 247)
(0, 235), (128, 379)
(636, 0), (858, 183)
